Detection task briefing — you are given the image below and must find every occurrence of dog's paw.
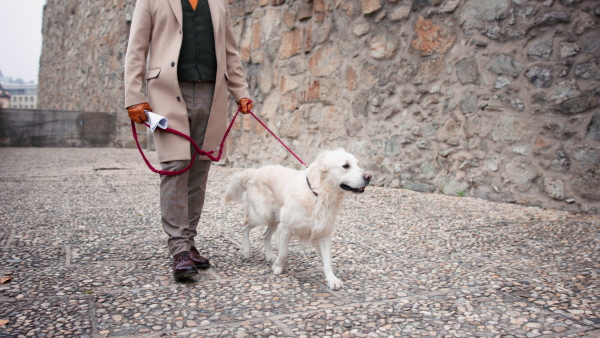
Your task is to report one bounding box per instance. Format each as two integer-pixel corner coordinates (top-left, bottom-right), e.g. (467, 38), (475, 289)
(240, 246), (251, 259)
(326, 278), (343, 290)
(272, 264), (284, 275)
(265, 252), (277, 262)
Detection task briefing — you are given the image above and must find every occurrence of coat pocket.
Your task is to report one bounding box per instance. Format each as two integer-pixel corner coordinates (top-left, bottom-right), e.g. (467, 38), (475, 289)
(146, 68), (161, 80)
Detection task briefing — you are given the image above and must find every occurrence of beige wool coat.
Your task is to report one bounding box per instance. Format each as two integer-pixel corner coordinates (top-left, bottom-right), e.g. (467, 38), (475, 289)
(124, 0), (250, 162)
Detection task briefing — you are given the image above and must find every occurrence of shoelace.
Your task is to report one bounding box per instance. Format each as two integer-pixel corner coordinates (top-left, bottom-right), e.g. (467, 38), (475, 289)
(174, 251), (190, 264)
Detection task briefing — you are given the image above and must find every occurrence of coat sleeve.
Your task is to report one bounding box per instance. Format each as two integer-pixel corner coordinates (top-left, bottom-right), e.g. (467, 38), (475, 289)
(124, 0), (153, 108)
(223, 4), (250, 102)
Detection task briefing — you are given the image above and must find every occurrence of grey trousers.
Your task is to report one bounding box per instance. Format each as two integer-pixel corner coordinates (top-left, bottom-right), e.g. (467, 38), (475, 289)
(160, 80), (215, 256)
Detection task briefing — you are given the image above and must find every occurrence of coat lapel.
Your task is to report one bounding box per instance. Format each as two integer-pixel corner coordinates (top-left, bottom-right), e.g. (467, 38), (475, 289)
(207, 0), (220, 39)
(168, 0), (183, 27)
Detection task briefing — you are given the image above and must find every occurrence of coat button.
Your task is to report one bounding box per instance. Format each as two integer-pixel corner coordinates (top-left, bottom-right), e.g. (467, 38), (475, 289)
(171, 62), (175, 67)
(177, 96), (181, 102)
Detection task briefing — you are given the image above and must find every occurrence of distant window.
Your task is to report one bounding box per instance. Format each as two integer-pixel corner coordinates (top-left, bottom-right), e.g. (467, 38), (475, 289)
(24, 97), (28, 102)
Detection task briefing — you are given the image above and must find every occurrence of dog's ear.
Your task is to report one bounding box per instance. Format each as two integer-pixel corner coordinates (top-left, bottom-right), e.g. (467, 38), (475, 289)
(306, 152), (328, 194)
(313, 151), (329, 173)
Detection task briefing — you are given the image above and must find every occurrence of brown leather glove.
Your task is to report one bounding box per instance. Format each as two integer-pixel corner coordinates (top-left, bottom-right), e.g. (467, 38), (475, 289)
(238, 98), (253, 114)
(127, 102), (151, 124)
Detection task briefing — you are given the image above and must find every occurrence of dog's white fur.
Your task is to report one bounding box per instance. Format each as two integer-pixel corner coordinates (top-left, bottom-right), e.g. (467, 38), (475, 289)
(223, 149), (370, 290)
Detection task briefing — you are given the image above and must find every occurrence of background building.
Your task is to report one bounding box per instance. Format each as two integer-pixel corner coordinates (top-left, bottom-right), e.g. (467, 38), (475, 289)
(3, 82), (38, 109)
(0, 82), (10, 108)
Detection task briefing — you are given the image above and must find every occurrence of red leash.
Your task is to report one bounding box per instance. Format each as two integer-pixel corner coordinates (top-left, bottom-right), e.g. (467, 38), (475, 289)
(132, 105), (307, 176)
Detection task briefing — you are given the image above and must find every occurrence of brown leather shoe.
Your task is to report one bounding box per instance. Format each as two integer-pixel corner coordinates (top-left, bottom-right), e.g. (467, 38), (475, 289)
(173, 251), (198, 279)
(190, 246), (211, 269)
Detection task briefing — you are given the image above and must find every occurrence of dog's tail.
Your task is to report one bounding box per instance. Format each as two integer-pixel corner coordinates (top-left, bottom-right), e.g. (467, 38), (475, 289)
(223, 169), (257, 204)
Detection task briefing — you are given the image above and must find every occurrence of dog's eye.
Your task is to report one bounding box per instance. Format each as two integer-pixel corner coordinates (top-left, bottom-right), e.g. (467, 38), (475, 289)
(342, 163), (350, 169)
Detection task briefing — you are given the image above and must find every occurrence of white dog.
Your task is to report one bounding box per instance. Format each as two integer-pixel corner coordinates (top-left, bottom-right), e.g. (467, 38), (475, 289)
(223, 149), (371, 290)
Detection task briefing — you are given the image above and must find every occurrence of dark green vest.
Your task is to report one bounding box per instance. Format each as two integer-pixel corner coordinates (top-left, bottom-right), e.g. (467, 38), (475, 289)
(177, 0), (217, 82)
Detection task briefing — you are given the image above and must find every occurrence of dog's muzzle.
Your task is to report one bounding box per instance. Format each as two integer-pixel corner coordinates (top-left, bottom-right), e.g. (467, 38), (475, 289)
(341, 173), (372, 193)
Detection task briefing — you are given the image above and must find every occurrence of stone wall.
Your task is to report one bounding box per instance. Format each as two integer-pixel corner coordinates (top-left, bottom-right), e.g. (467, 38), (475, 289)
(0, 108), (116, 147)
(37, 0), (600, 214)
(38, 0), (139, 148)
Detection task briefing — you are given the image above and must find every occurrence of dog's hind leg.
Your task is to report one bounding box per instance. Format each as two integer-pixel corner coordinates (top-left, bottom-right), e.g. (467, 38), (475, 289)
(272, 226), (291, 275)
(241, 221), (252, 259)
(263, 222), (278, 262)
(317, 235), (343, 290)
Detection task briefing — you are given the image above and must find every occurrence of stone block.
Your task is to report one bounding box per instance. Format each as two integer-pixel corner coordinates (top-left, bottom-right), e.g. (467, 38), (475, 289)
(460, 0), (509, 29)
(411, 15), (456, 55)
(456, 57), (480, 85)
(280, 75), (299, 94)
(319, 106), (346, 139)
(437, 174), (469, 196)
(390, 5), (410, 21)
(494, 76), (510, 89)
(587, 112), (600, 142)
(581, 35), (600, 56)
(439, 0), (459, 13)
(492, 116), (534, 142)
(261, 91), (281, 121)
(283, 9), (296, 29)
(560, 93), (598, 114)
(573, 10), (595, 35)
(353, 23), (370, 36)
(402, 180), (435, 193)
(560, 42), (579, 58)
(257, 64), (273, 94)
(541, 121), (577, 140)
(504, 161), (539, 192)
(464, 114), (482, 139)
(571, 170), (600, 200)
(571, 148), (600, 169)
(346, 67), (358, 91)
(278, 29), (303, 59)
(299, 80), (320, 102)
(528, 39), (553, 62)
(369, 30), (397, 59)
(525, 66), (552, 88)
(279, 111), (304, 139)
(534, 11), (570, 27)
(414, 57), (444, 85)
(485, 54), (524, 78)
(575, 58), (600, 80)
(543, 177), (565, 200)
(549, 79), (580, 105)
(309, 45), (342, 77)
(461, 92), (478, 114)
(361, 0), (382, 15)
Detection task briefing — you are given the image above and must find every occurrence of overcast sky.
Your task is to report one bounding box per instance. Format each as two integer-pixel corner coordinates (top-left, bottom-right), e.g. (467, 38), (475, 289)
(0, 0), (46, 83)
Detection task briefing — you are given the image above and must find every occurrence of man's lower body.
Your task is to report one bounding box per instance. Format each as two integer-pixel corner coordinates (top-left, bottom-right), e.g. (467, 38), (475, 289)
(160, 80), (215, 279)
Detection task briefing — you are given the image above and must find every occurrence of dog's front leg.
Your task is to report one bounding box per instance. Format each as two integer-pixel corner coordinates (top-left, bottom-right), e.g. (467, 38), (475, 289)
(317, 235), (343, 290)
(272, 226), (291, 275)
(263, 224), (278, 262)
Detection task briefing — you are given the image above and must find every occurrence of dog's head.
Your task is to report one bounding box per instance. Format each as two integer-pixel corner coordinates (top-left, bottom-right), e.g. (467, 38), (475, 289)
(307, 148), (372, 195)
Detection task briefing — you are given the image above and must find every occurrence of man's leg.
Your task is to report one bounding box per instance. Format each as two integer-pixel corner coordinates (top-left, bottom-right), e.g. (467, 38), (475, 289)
(160, 160), (198, 278)
(181, 80), (215, 268)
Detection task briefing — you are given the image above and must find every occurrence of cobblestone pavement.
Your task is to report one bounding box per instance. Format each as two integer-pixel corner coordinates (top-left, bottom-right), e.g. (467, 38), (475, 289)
(0, 147), (599, 338)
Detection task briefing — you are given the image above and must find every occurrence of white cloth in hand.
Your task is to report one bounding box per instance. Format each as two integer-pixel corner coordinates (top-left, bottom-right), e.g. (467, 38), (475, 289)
(145, 111), (168, 132)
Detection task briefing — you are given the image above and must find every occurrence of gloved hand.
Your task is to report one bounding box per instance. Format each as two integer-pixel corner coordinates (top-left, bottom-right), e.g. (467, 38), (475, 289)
(238, 98), (253, 114)
(127, 102), (151, 124)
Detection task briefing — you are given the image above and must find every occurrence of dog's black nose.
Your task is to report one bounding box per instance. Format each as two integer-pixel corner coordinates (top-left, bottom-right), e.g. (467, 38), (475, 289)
(364, 174), (372, 182)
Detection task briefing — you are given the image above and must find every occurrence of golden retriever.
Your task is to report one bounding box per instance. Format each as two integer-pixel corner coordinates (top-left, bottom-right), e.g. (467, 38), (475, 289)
(223, 149), (371, 290)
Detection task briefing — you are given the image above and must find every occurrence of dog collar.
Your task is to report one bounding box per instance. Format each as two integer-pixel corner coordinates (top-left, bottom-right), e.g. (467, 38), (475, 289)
(306, 176), (318, 197)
